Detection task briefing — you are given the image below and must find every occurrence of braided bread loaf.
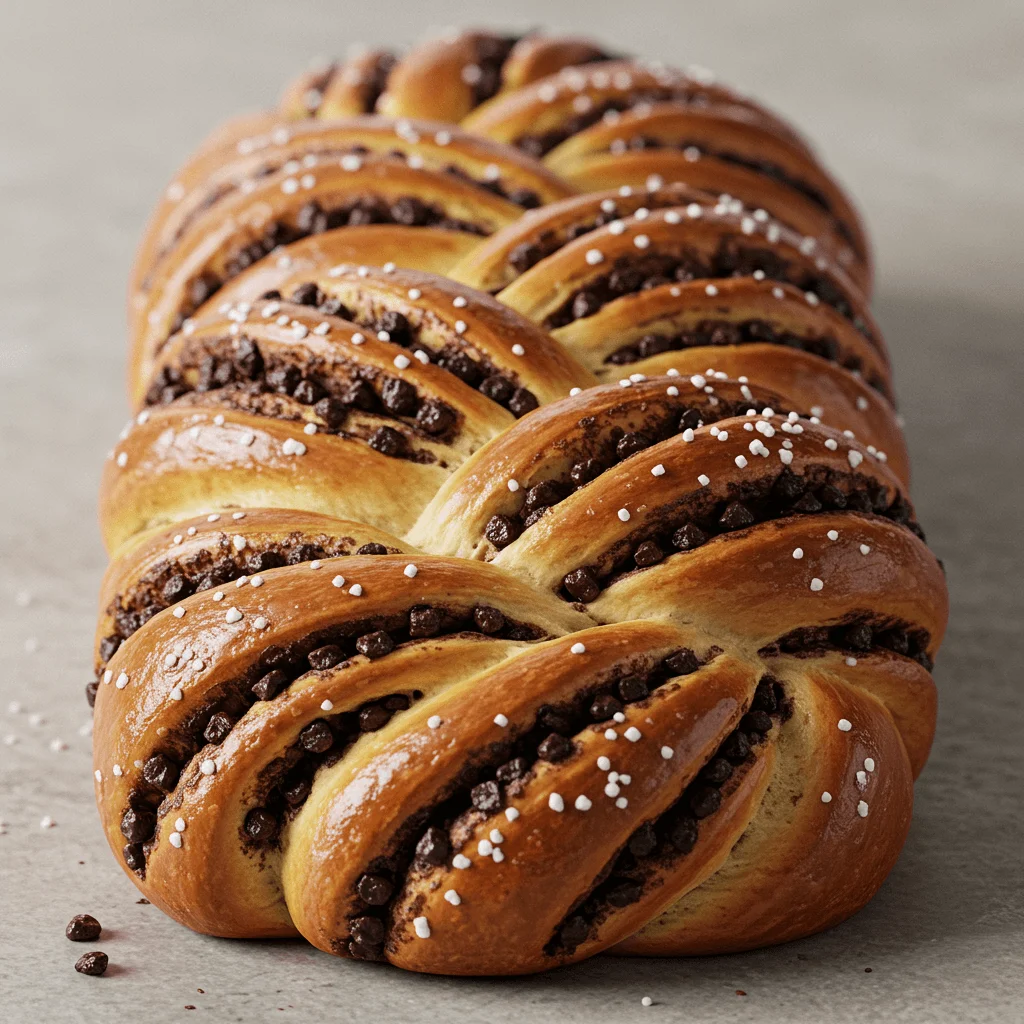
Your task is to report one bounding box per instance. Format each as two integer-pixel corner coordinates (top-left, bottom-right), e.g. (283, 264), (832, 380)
(94, 28), (947, 975)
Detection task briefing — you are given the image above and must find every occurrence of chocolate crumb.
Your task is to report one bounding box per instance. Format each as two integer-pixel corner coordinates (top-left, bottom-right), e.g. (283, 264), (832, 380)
(74, 951), (108, 976)
(66, 914), (102, 942)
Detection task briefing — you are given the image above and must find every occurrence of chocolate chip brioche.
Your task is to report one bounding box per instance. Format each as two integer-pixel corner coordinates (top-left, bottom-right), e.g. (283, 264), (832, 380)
(94, 27), (946, 976)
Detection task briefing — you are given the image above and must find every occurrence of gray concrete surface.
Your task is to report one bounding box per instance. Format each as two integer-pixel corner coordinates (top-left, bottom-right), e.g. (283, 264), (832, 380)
(1, 1), (1021, 1021)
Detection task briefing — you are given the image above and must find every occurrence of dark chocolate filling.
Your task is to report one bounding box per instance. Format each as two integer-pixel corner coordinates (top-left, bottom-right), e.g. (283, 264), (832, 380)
(607, 134), (858, 253)
(604, 317), (892, 403)
(282, 284), (539, 418)
(340, 643), (715, 961)
(516, 90), (721, 158)
(145, 331), (456, 463)
(543, 238), (874, 343)
(760, 614), (933, 670)
(118, 603), (545, 877)
(96, 533), (392, 675)
(156, 149), (541, 285)
(169, 196), (488, 338)
(547, 674), (789, 955)
(482, 395), (801, 555)
(553, 464), (923, 603)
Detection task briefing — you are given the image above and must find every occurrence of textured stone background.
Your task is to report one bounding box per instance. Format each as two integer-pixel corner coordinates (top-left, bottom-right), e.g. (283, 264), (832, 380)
(1, 2), (1021, 1021)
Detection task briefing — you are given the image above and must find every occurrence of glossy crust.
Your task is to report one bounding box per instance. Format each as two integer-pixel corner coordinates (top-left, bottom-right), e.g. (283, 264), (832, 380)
(92, 27), (947, 976)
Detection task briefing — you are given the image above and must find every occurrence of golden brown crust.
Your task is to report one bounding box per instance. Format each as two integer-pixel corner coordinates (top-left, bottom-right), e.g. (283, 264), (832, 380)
(92, 28), (948, 976)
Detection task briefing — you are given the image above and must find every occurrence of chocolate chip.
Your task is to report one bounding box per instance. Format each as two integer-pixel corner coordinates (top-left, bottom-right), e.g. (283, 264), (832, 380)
(235, 337), (263, 378)
(772, 469), (804, 501)
(391, 196), (431, 226)
(818, 484), (847, 509)
(439, 350), (482, 387)
(573, 292), (602, 319)
(85, 681), (98, 708)
(416, 400), (455, 435)
(266, 365), (301, 394)
(142, 754), (179, 793)
(296, 201), (326, 233)
(74, 951), (108, 977)
(120, 807), (156, 844)
(508, 241), (542, 273)
(570, 458), (604, 487)
(409, 605), (442, 638)
(473, 606), (505, 633)
(479, 374), (514, 404)
(633, 540), (664, 568)
(356, 542), (388, 555)
(287, 544), (323, 565)
(291, 282), (323, 306)
(162, 574), (193, 603)
(356, 631), (394, 659)
(203, 712), (235, 745)
(664, 649), (700, 675)
(667, 815), (698, 853)
(843, 623), (874, 651)
(719, 502), (755, 531)
(616, 432), (652, 460)
(484, 514), (520, 549)
(590, 695), (623, 721)
(609, 266), (643, 293)
(246, 550), (284, 573)
(368, 426), (405, 456)
(538, 733), (574, 763)
(700, 757), (734, 786)
(679, 407), (702, 431)
(617, 676), (648, 703)
(606, 880), (644, 907)
(98, 635), (121, 662)
(559, 915), (590, 949)
(471, 780), (503, 813)
(122, 843), (145, 872)
(524, 482), (562, 514)
(415, 826), (451, 867)
(299, 720), (334, 753)
(356, 873), (394, 906)
(282, 776), (311, 806)
(66, 914), (102, 942)
(741, 710), (773, 734)
(792, 491), (823, 513)
(629, 822), (658, 858)
(689, 785), (722, 818)
(318, 297), (351, 319)
(563, 567), (600, 602)
(308, 645), (344, 670)
(359, 704), (393, 732)
(536, 706), (573, 735)
(342, 379), (378, 411)
(522, 507), (549, 528)
(244, 808), (279, 843)
(672, 522), (707, 550)
(251, 669), (288, 701)
(293, 379), (324, 405)
(381, 378), (418, 416)
(376, 310), (412, 345)
(881, 629), (910, 655)
(508, 387), (538, 417)
(721, 730), (751, 763)
(507, 187), (541, 209)
(637, 334), (671, 358)
(350, 915), (386, 946)
(751, 678), (778, 713)
(496, 757), (528, 783)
